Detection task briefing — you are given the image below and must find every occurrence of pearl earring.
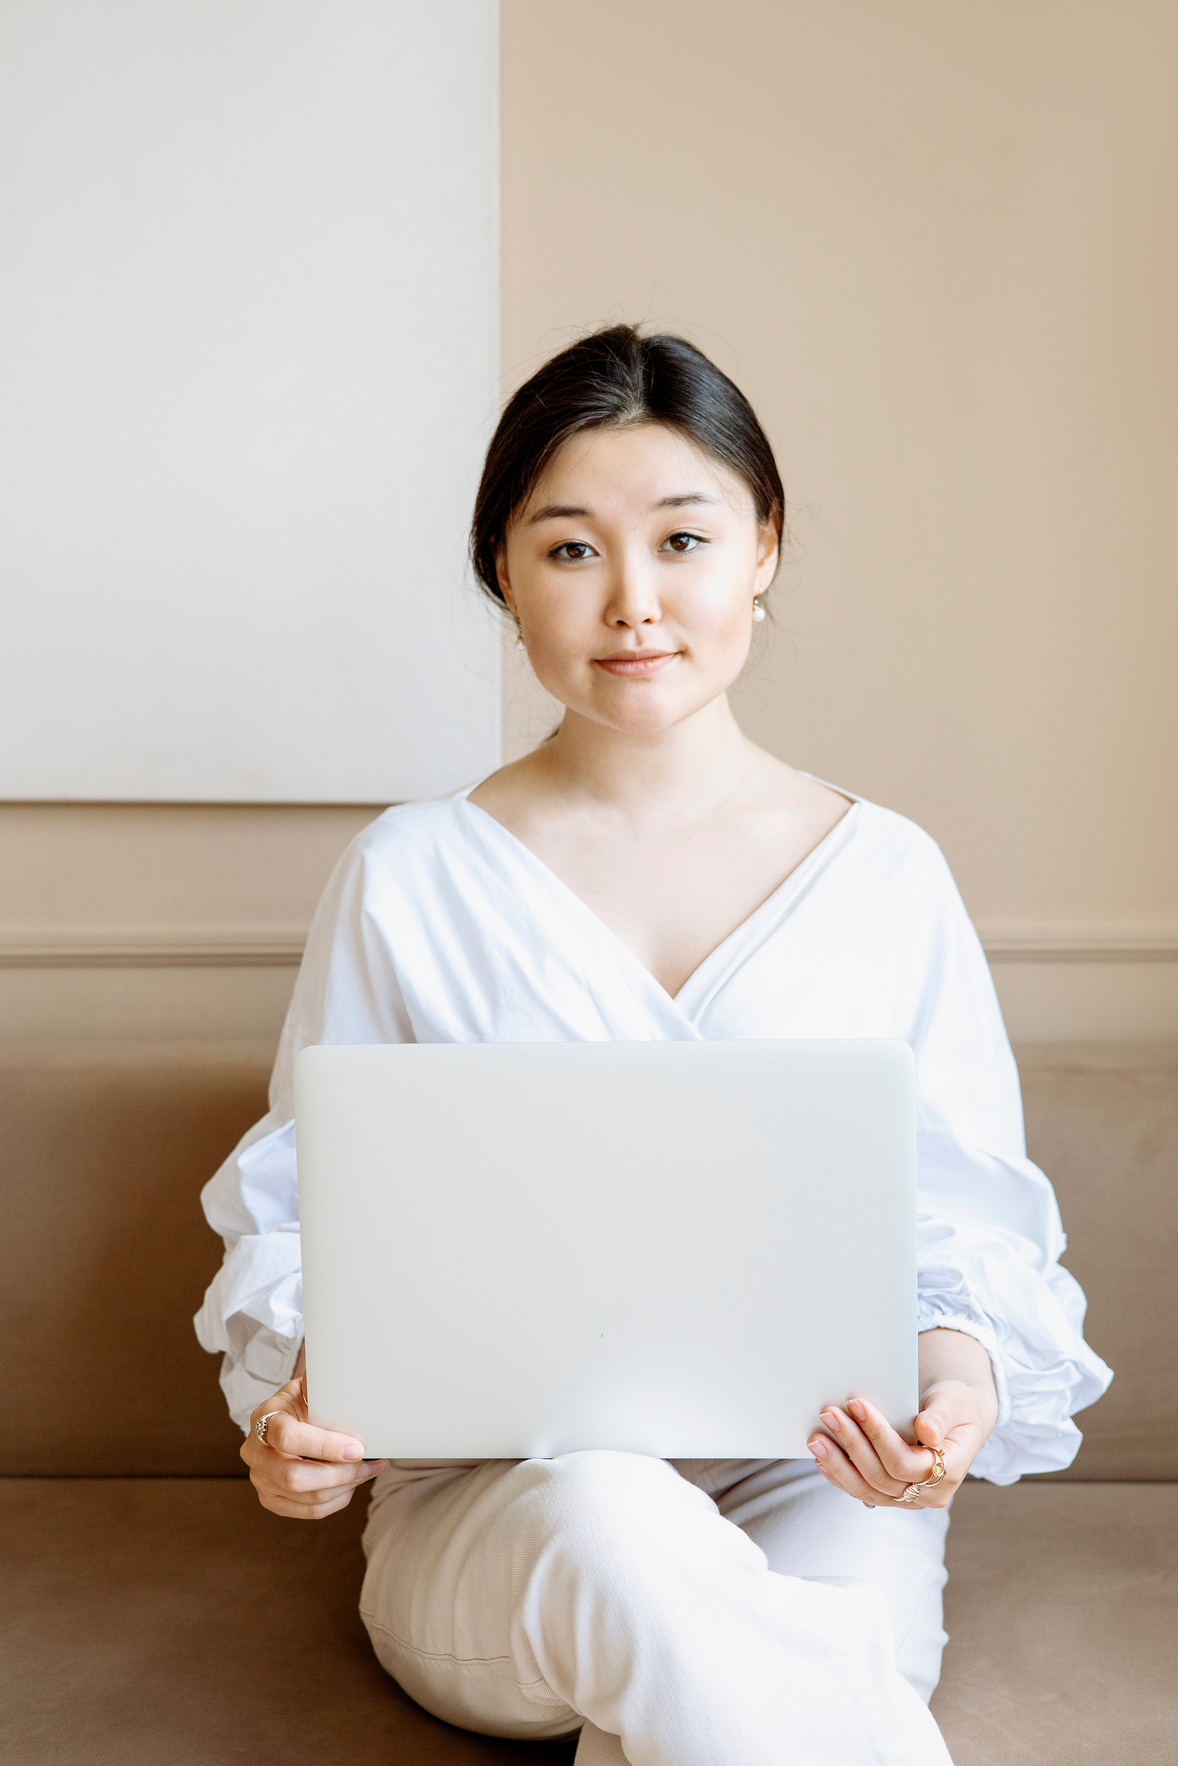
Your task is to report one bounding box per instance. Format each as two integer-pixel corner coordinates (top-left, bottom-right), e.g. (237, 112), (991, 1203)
(752, 596), (767, 622)
(512, 616), (526, 650)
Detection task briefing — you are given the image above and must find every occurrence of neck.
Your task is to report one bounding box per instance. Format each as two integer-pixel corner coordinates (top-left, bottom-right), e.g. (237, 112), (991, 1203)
(540, 694), (755, 820)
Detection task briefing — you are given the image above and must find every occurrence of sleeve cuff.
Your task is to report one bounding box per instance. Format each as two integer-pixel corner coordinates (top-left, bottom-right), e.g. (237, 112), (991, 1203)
(219, 1324), (302, 1434)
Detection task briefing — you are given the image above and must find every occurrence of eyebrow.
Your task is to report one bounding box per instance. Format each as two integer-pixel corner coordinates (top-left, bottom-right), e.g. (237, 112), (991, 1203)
(526, 502), (589, 524)
(652, 493), (721, 510)
(525, 492), (721, 525)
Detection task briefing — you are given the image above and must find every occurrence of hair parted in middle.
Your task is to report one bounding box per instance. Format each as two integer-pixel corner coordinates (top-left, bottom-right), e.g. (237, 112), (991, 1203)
(470, 325), (785, 608)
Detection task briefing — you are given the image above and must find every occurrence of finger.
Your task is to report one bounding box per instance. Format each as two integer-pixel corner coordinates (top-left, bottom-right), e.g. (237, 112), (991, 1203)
(239, 1433), (386, 1481)
(808, 1433), (907, 1505)
(250, 1378), (306, 1424)
(816, 1408), (909, 1497)
(250, 1458), (386, 1505)
(268, 1454), (388, 1495)
(810, 1434), (951, 1509)
(843, 1399), (942, 1484)
(808, 1429), (894, 1500)
(915, 1385), (974, 1451)
(258, 1485), (361, 1521)
(261, 1412), (368, 1463)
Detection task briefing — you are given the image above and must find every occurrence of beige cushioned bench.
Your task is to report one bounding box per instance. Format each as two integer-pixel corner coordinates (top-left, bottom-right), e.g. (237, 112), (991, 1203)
(2, 1040), (1175, 1763)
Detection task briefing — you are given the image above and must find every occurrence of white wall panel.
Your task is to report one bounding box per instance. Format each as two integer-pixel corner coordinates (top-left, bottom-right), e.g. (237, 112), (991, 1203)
(0, 1), (500, 801)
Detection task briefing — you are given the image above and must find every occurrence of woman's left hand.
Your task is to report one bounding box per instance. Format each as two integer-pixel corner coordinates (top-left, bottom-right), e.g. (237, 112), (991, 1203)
(806, 1328), (999, 1509)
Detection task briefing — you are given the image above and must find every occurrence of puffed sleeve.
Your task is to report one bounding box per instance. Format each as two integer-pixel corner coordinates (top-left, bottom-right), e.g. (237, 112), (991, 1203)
(894, 834), (1113, 1484)
(193, 817), (414, 1431)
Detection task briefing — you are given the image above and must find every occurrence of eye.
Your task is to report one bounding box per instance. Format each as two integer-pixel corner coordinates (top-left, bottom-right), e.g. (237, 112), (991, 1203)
(660, 531), (706, 554)
(550, 540), (597, 562)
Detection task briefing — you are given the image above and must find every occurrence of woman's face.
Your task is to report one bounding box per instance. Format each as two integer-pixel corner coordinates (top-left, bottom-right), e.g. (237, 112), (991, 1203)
(498, 423), (779, 736)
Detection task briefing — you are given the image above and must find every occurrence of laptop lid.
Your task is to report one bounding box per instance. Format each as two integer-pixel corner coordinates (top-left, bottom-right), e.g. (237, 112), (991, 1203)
(294, 1038), (917, 1459)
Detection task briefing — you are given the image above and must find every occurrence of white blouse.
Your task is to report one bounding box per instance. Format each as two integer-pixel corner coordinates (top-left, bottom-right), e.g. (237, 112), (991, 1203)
(195, 784), (1112, 1483)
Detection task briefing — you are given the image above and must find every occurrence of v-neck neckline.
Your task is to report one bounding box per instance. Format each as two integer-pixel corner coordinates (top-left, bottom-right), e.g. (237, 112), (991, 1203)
(457, 784), (862, 1020)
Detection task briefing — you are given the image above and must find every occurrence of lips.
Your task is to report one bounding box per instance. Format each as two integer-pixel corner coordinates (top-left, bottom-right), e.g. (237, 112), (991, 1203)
(593, 650), (679, 677)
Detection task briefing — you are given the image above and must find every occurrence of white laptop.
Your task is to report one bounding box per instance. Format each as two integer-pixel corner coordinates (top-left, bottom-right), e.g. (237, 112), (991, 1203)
(294, 1039), (917, 1460)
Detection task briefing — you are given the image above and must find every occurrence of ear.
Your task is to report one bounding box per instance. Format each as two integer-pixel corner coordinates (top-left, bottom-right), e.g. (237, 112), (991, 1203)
(495, 549), (517, 618)
(755, 520), (780, 591)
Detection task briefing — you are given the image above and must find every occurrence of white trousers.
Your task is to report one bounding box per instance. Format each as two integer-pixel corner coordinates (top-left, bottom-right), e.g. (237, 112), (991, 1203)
(360, 1454), (954, 1766)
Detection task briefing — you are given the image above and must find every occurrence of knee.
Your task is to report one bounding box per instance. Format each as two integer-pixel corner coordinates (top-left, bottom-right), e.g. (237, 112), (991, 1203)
(515, 1448), (699, 1561)
(511, 1452), (751, 1581)
(524, 1450), (684, 1531)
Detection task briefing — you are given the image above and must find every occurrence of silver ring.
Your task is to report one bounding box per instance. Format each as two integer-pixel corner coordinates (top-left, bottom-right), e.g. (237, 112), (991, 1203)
(862, 1501), (877, 1509)
(255, 1411), (280, 1445)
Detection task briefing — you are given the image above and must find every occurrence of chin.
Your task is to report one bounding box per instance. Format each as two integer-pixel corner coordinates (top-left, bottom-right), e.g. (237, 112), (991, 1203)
(596, 694), (706, 737)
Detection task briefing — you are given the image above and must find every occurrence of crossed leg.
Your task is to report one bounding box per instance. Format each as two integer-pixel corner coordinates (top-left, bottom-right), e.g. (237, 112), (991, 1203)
(360, 1453), (953, 1766)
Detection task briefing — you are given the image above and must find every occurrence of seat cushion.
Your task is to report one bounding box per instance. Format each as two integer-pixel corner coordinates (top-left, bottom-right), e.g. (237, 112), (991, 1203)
(1017, 1042), (1178, 1480)
(2, 1476), (1173, 1764)
(0, 1476), (575, 1764)
(931, 1479), (1178, 1764)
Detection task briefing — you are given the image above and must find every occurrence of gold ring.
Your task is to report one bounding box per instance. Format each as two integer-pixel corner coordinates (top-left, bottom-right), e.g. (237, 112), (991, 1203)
(255, 1411), (280, 1445)
(898, 1446), (946, 1504)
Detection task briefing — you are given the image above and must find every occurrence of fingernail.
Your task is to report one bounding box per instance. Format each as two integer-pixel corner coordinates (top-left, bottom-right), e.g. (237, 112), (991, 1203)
(341, 1445), (363, 1461)
(809, 1438), (829, 1460)
(847, 1400), (867, 1423)
(821, 1409), (841, 1432)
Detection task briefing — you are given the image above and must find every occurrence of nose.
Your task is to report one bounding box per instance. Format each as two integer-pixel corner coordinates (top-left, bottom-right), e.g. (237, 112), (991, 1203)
(603, 549), (660, 630)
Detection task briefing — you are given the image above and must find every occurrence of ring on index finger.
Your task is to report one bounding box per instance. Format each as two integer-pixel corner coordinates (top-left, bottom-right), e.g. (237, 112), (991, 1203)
(255, 1412), (281, 1445)
(898, 1446), (946, 1503)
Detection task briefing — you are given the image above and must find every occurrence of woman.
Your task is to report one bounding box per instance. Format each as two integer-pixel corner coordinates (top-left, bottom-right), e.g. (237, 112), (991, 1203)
(196, 327), (1110, 1765)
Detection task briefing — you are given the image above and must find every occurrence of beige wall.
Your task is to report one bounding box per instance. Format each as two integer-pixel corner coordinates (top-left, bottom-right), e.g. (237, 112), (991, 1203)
(2, 0), (1175, 1045)
(0, 805), (377, 1042)
(501, 0), (1178, 1038)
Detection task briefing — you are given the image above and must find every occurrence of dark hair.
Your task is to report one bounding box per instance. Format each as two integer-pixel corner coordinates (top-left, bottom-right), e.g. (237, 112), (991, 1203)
(470, 324), (785, 606)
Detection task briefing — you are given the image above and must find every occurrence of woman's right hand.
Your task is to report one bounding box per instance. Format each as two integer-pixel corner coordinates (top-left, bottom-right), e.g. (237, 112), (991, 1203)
(242, 1375), (388, 1519)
